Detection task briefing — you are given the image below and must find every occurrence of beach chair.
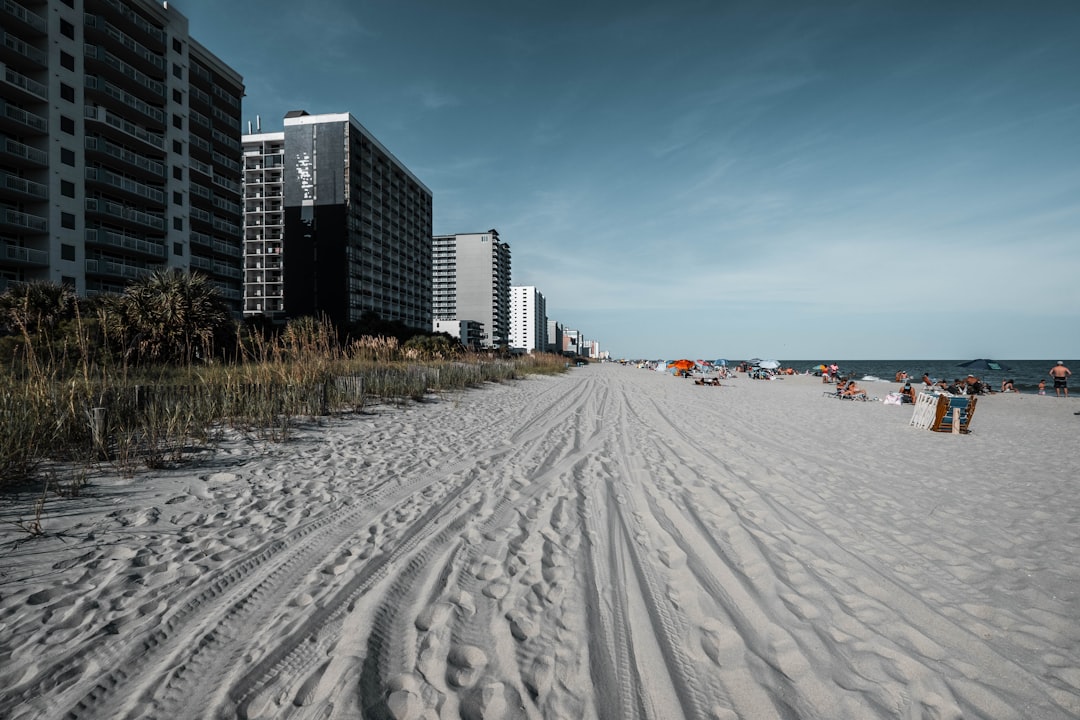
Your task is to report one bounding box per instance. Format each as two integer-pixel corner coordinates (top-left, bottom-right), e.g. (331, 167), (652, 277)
(930, 395), (976, 434)
(909, 392), (939, 429)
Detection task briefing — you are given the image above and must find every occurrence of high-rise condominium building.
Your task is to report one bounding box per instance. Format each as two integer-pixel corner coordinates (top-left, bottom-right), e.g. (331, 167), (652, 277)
(510, 285), (546, 353)
(432, 230), (511, 349)
(242, 111), (433, 330)
(1, 0), (245, 307)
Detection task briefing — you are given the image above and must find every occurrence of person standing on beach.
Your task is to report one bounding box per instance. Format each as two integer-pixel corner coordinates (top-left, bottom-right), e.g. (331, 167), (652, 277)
(1049, 361), (1071, 398)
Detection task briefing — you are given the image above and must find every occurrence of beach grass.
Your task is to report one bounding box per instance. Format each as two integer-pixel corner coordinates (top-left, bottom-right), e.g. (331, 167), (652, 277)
(0, 317), (568, 492)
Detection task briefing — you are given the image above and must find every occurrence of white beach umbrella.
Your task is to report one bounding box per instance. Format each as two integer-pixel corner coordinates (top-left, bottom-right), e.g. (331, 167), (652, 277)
(758, 360), (781, 369)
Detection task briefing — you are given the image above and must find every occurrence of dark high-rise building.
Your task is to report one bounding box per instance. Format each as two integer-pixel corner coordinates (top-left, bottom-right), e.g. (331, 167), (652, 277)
(243, 112), (432, 330)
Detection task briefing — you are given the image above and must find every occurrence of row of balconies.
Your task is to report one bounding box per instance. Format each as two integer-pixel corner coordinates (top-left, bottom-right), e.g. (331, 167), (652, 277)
(85, 105), (165, 151)
(100, 0), (166, 47)
(85, 135), (165, 179)
(84, 74), (165, 125)
(86, 166), (164, 205)
(84, 13), (165, 75)
(86, 197), (165, 231)
(245, 257), (282, 270)
(84, 44), (164, 100)
(85, 227), (165, 259)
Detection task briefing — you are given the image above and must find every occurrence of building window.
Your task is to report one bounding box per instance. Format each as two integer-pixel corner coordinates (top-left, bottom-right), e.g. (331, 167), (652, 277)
(173, 140), (183, 154)
(60, 116), (75, 134)
(60, 148), (75, 166)
(60, 51), (75, 71)
(173, 166), (183, 180)
(60, 19), (75, 39)
(61, 275), (76, 287)
(173, 191), (183, 205)
(60, 83), (75, 102)
(173, 63), (183, 79)
(61, 244), (75, 261)
(173, 89), (183, 104)
(60, 180), (75, 198)
(173, 217), (183, 230)
(61, 213), (75, 230)
(173, 38), (183, 53)
(173, 242), (184, 256)
(173, 114), (183, 130)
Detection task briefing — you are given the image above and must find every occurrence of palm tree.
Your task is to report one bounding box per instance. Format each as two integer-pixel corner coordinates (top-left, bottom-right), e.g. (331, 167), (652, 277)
(0, 281), (77, 336)
(103, 270), (232, 365)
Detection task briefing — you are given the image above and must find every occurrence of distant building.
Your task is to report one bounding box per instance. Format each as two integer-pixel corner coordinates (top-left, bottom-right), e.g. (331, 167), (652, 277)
(242, 111), (433, 330)
(433, 318), (483, 349)
(510, 285), (546, 353)
(432, 229), (511, 348)
(546, 319), (563, 355)
(2, 0), (244, 308)
(563, 328), (580, 356)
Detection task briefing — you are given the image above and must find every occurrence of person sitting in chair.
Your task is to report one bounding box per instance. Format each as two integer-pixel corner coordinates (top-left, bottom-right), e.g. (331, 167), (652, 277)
(899, 382), (916, 403)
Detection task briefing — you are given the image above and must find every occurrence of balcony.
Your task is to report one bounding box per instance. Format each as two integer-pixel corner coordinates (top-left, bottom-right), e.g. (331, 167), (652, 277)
(0, 170), (46, 199)
(1, 240), (48, 266)
(1, 29), (47, 67)
(1, 61), (47, 102)
(1, 206), (47, 233)
(2, 0), (46, 35)
(0, 98), (46, 133)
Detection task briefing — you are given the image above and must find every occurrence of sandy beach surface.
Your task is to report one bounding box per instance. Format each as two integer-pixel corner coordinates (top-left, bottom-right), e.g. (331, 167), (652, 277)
(2, 363), (1078, 720)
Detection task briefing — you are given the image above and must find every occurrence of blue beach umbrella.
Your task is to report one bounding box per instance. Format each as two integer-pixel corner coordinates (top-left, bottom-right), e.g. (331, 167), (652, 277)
(957, 359), (1011, 372)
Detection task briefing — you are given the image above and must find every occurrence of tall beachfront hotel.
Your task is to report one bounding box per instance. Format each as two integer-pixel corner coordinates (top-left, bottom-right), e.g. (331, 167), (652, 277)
(1, 0), (245, 308)
(510, 285), (547, 354)
(242, 112), (433, 331)
(432, 230), (511, 349)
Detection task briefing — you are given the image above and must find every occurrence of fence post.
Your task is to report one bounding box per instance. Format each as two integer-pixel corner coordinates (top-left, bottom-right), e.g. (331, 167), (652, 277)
(952, 408), (961, 434)
(92, 406), (107, 458)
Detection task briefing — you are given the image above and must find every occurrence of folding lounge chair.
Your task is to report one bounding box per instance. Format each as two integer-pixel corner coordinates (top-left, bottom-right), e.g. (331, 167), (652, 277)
(930, 395), (976, 434)
(909, 392), (939, 429)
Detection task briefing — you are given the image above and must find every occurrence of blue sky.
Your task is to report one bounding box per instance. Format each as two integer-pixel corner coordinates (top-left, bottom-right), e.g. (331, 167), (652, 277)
(176, 0), (1080, 360)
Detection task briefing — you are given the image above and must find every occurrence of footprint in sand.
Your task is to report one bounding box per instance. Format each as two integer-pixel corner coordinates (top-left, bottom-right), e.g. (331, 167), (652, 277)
(446, 644), (488, 688)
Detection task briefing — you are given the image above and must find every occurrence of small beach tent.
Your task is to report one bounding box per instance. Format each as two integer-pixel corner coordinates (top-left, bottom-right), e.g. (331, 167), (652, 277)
(957, 359), (1011, 372)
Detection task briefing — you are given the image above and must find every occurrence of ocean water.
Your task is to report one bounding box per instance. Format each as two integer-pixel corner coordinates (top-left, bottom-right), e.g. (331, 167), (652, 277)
(783, 360), (1077, 395)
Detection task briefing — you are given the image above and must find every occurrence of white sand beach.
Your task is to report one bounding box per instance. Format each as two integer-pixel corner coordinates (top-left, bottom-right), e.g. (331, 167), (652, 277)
(1, 364), (1078, 719)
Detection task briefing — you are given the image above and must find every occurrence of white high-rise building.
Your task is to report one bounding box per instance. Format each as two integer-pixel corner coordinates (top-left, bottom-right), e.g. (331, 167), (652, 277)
(1, 0), (245, 308)
(432, 229), (511, 348)
(510, 285), (546, 353)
